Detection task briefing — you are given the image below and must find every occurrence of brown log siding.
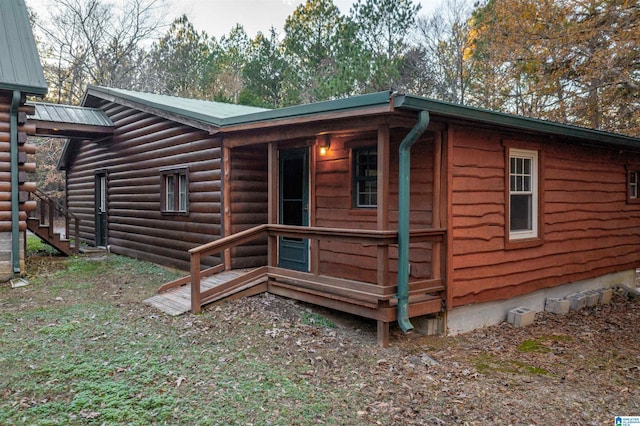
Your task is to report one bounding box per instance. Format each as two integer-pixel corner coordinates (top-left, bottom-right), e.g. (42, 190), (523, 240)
(228, 145), (268, 269)
(0, 95), (37, 235)
(450, 125), (640, 306)
(316, 130), (435, 284)
(65, 100), (222, 271)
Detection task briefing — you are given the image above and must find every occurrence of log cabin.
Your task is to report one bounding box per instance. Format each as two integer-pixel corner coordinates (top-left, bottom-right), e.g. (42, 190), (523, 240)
(0, 0), (47, 280)
(59, 85), (640, 345)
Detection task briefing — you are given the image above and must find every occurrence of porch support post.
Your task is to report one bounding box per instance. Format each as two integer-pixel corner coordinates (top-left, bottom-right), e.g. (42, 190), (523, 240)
(377, 124), (390, 347)
(432, 131), (442, 281)
(222, 146), (232, 270)
(445, 129), (454, 312)
(267, 142), (278, 267)
(310, 141), (319, 275)
(376, 124), (390, 283)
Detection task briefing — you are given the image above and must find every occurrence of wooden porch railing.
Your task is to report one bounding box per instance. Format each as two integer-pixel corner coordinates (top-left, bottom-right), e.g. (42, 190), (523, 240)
(28, 189), (80, 255)
(181, 224), (446, 315)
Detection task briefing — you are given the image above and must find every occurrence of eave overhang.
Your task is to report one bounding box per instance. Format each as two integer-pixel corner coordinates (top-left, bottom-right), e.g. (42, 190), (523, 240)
(83, 86), (268, 132)
(218, 91), (394, 130)
(394, 94), (640, 151)
(27, 101), (114, 139)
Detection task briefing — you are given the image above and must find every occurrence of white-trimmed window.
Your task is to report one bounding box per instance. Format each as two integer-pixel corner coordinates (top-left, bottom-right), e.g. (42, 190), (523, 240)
(629, 169), (639, 201)
(509, 149), (538, 240)
(161, 168), (188, 214)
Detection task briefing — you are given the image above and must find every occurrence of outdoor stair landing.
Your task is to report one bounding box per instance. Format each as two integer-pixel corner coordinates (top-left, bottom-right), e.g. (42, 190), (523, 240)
(143, 268), (262, 316)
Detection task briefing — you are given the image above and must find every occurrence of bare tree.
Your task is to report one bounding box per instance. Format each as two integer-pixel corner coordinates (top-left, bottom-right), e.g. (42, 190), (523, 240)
(413, 0), (476, 104)
(36, 0), (168, 104)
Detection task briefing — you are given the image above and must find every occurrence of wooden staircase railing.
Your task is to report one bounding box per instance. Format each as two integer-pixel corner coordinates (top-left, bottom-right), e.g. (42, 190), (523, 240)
(27, 189), (80, 255)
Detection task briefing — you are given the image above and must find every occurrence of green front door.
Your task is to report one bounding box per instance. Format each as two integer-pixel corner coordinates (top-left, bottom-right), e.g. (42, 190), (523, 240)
(278, 148), (309, 271)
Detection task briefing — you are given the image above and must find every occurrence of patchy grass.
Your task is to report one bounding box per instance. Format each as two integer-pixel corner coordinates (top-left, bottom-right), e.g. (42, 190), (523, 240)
(1, 252), (639, 424)
(0, 254), (381, 425)
(26, 234), (60, 256)
(517, 338), (552, 353)
(474, 354), (550, 376)
(301, 310), (336, 328)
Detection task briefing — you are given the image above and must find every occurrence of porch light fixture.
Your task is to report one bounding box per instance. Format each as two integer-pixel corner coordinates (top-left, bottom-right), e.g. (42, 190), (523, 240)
(317, 134), (331, 156)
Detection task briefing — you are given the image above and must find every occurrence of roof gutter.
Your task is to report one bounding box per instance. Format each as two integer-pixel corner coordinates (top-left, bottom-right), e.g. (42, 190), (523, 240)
(395, 94), (640, 150)
(397, 110), (430, 333)
(10, 90), (21, 274)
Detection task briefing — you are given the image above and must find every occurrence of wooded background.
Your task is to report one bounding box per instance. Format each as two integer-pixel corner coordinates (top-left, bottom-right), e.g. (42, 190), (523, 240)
(28, 0), (640, 194)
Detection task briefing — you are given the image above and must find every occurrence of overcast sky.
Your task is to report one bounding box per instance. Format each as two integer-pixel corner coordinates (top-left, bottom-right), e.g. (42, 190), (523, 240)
(27, 0), (441, 40)
(168, 0), (440, 39)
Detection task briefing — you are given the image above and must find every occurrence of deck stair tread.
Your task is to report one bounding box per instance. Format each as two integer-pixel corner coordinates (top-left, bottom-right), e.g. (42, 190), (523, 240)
(144, 269), (259, 316)
(27, 217), (73, 256)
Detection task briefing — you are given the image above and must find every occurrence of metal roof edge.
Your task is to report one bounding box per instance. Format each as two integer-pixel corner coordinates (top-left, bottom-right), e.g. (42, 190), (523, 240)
(220, 91), (393, 127)
(0, 83), (47, 97)
(27, 101), (114, 127)
(0, 0), (47, 96)
(84, 85), (225, 129)
(394, 94), (640, 148)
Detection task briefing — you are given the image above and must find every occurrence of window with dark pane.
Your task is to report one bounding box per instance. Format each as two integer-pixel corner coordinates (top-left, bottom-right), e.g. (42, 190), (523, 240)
(353, 147), (377, 208)
(630, 170), (638, 199)
(161, 168), (188, 214)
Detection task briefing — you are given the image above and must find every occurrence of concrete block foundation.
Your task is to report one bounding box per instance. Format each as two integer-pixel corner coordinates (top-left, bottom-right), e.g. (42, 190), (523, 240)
(567, 293), (587, 311)
(0, 232), (24, 282)
(598, 288), (613, 304)
(413, 315), (444, 336)
(446, 269), (635, 335)
(581, 290), (600, 307)
(545, 298), (571, 315)
(507, 307), (536, 327)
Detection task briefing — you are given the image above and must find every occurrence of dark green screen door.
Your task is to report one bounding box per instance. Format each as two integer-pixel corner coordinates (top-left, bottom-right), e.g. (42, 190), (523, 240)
(278, 148), (309, 271)
(95, 172), (107, 247)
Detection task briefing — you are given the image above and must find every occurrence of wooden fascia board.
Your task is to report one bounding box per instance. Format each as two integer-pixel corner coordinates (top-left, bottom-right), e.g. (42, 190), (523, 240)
(31, 119), (114, 138)
(220, 105), (394, 147)
(222, 107), (401, 148)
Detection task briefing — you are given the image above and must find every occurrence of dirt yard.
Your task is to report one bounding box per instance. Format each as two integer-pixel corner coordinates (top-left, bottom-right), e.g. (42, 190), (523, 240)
(1, 253), (638, 425)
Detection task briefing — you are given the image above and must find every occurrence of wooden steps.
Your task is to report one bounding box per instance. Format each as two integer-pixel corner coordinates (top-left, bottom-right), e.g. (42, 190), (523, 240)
(27, 217), (74, 256)
(26, 189), (81, 256)
(144, 269), (266, 316)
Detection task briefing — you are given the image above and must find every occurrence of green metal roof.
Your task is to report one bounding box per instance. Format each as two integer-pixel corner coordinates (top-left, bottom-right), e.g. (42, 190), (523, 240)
(85, 86), (268, 127)
(84, 86), (640, 151)
(0, 0), (47, 96)
(28, 101), (113, 127)
(220, 91), (640, 150)
(221, 91), (393, 126)
(394, 94), (640, 150)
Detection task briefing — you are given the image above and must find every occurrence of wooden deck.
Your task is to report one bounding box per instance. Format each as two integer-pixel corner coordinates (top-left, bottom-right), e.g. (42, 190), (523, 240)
(146, 262), (444, 347)
(145, 224), (447, 346)
(144, 269), (263, 316)
(145, 265), (443, 320)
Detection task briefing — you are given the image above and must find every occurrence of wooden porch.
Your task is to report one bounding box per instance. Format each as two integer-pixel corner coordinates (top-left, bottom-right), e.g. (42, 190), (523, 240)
(150, 224), (446, 346)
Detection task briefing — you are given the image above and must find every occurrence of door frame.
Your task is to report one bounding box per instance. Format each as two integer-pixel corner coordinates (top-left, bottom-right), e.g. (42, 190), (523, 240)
(277, 147), (310, 271)
(95, 170), (108, 247)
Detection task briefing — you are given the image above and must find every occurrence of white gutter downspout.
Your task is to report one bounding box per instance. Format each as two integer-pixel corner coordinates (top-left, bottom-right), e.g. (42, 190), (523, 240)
(10, 90), (21, 274)
(397, 110), (430, 332)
